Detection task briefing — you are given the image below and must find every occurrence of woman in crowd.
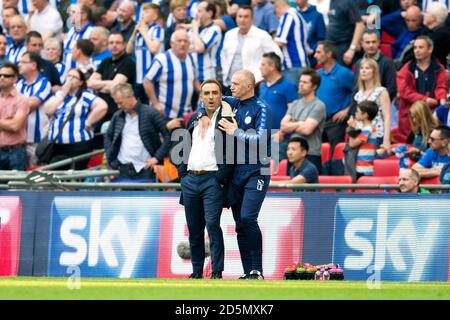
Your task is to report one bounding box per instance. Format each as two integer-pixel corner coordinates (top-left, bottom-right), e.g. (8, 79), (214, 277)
(43, 68), (107, 169)
(405, 100), (439, 160)
(44, 37), (67, 84)
(353, 58), (391, 151)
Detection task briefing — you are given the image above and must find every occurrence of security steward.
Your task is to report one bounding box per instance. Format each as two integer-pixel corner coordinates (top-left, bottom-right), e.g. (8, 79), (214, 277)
(176, 79), (233, 279)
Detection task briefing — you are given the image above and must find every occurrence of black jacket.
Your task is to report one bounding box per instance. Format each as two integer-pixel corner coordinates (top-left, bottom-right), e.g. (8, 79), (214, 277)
(172, 108), (234, 206)
(105, 102), (170, 169)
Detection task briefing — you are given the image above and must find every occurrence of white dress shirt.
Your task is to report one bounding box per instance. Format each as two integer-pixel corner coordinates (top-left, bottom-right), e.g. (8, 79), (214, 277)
(221, 25), (283, 86)
(118, 113), (151, 173)
(187, 109), (219, 171)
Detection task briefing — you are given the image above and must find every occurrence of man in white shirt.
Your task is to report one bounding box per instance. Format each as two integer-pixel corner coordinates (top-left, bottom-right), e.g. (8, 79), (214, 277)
(26, 0), (63, 41)
(106, 83), (171, 181)
(220, 5), (282, 93)
(174, 79), (233, 279)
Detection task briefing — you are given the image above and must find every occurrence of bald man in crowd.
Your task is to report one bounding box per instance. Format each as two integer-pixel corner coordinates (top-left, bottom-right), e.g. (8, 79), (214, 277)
(398, 168), (429, 193)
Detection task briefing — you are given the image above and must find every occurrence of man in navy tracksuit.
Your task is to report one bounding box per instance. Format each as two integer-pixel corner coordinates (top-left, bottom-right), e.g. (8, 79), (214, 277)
(205, 69), (272, 280)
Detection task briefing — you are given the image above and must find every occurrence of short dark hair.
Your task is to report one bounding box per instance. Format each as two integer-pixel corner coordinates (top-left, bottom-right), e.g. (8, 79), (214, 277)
(237, 4), (253, 16)
(200, 79), (222, 92)
(436, 125), (450, 140)
(0, 62), (19, 77)
(81, 4), (94, 23)
(26, 30), (42, 43)
(362, 29), (380, 39)
(317, 40), (338, 60)
(75, 39), (94, 57)
(109, 31), (125, 43)
(262, 52), (282, 72)
(357, 100), (378, 121)
(301, 67), (321, 90)
(3, 6), (19, 15)
(288, 136), (309, 152)
(415, 35), (434, 49)
(23, 51), (41, 69)
(201, 1), (217, 18)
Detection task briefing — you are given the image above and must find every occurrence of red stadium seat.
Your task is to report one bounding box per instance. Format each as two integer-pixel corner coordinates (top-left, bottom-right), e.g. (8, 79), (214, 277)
(373, 159), (400, 177)
(318, 175), (353, 192)
(420, 176), (440, 185)
(332, 142), (346, 160)
(321, 142), (331, 174)
(355, 176), (398, 193)
(87, 150), (104, 169)
(270, 159), (288, 176)
(321, 143), (331, 164)
(330, 142), (346, 175)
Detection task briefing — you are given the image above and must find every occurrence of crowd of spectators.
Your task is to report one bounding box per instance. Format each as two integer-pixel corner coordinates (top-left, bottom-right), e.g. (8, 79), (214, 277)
(0, 0), (448, 186)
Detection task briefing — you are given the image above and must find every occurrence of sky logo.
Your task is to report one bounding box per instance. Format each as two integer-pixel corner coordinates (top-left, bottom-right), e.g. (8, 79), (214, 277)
(333, 198), (450, 281)
(48, 197), (161, 278)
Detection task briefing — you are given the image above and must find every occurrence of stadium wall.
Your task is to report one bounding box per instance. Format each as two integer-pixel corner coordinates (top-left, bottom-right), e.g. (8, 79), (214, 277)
(0, 192), (449, 281)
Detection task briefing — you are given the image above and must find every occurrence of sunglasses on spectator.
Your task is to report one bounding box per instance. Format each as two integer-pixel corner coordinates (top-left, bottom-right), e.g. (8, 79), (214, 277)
(0, 74), (15, 78)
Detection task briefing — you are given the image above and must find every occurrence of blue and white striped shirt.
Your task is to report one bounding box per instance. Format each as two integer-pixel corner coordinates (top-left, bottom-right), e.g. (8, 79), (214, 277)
(15, 74), (52, 143)
(145, 50), (197, 119)
(63, 22), (94, 69)
(422, 0), (450, 11)
(6, 40), (26, 65)
(187, 0), (199, 19)
(49, 90), (98, 144)
(55, 62), (67, 84)
(275, 7), (310, 69)
(135, 22), (165, 84)
(193, 23), (222, 82)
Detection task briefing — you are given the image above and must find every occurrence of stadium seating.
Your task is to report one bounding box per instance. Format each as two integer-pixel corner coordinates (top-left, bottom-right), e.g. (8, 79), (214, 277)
(373, 159), (400, 177)
(321, 143), (331, 174)
(355, 176), (398, 193)
(330, 142), (346, 175)
(270, 159), (288, 176)
(87, 150), (104, 169)
(420, 176), (440, 185)
(318, 175), (353, 192)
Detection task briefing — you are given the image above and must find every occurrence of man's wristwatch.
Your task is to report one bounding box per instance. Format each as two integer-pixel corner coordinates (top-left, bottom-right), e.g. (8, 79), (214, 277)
(349, 44), (356, 51)
(196, 112), (205, 121)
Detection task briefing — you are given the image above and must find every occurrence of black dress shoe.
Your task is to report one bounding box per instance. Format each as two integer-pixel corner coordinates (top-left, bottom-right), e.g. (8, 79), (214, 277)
(247, 270), (264, 280)
(210, 271), (222, 279)
(188, 273), (203, 279)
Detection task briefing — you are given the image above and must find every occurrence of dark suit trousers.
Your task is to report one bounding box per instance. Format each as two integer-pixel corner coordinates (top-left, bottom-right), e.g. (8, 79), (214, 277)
(181, 172), (225, 274)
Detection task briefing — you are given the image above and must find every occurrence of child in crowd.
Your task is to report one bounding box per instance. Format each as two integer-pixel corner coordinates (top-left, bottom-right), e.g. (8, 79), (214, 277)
(347, 101), (379, 178)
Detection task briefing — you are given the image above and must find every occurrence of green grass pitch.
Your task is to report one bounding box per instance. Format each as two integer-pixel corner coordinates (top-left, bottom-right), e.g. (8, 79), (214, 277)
(0, 277), (449, 300)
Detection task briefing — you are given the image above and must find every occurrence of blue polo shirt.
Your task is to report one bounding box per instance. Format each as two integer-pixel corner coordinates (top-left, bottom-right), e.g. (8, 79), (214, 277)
(316, 63), (354, 117)
(289, 158), (319, 183)
(259, 77), (298, 129)
(417, 149), (450, 169)
(254, 1), (279, 35)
